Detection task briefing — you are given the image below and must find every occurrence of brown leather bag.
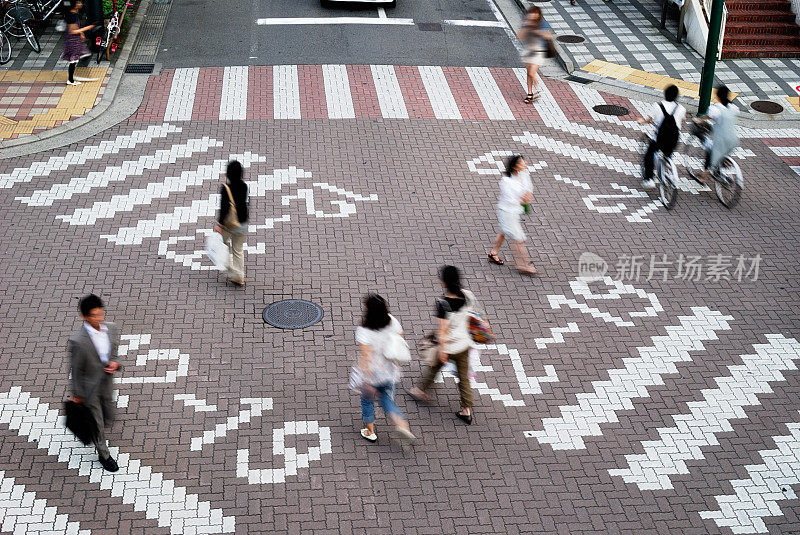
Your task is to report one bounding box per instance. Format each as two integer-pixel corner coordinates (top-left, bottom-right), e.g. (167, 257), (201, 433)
(221, 184), (241, 230)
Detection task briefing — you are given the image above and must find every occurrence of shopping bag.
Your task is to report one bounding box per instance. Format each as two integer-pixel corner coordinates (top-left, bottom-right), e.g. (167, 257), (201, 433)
(205, 232), (228, 270)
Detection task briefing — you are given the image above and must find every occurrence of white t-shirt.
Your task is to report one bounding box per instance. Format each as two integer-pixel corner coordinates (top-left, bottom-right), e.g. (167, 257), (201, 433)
(497, 170), (533, 214)
(356, 315), (402, 385)
(650, 100), (686, 131)
(708, 102), (738, 121)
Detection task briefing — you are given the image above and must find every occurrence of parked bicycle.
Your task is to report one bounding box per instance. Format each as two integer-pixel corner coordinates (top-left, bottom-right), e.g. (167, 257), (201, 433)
(1, 0), (40, 52)
(96, 0), (131, 62)
(685, 119), (743, 208)
(0, 25), (11, 63)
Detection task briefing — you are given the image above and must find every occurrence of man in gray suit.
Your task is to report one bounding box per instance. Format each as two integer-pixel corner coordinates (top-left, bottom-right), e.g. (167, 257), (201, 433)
(69, 294), (121, 472)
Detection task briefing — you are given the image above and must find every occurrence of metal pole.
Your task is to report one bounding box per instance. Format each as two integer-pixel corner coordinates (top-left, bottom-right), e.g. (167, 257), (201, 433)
(698, 0), (725, 115)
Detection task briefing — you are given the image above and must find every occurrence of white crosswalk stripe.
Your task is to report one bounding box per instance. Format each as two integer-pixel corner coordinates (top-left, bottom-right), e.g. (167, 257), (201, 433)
(524, 307), (733, 450)
(273, 65), (301, 119)
(699, 411), (800, 534)
(466, 66), (514, 120)
(322, 64), (355, 119)
(609, 334), (800, 490)
(371, 65), (408, 119)
(219, 66), (249, 120)
(164, 68), (199, 122)
(418, 66), (461, 120)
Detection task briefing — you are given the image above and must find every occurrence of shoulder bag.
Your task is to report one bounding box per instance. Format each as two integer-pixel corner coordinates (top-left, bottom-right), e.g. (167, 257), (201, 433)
(221, 184), (241, 230)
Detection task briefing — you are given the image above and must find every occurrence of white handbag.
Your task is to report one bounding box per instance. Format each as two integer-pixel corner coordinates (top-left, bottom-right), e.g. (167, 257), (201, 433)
(382, 332), (411, 363)
(204, 232), (228, 270)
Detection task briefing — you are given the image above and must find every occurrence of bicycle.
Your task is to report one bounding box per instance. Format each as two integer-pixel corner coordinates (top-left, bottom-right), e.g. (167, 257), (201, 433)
(96, 0), (132, 63)
(685, 119), (743, 209)
(1, 0), (40, 52)
(0, 26), (11, 64)
(642, 135), (679, 210)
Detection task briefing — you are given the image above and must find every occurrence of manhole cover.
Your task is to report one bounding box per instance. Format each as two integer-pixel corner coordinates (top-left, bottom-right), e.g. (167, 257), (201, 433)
(417, 22), (443, 31)
(557, 34), (585, 43)
(750, 100), (783, 115)
(263, 300), (324, 329)
(593, 104), (630, 116)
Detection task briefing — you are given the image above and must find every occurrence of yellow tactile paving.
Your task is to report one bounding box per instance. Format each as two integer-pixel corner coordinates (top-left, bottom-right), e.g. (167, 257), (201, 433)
(786, 97), (800, 112)
(0, 67), (107, 140)
(581, 59), (741, 102)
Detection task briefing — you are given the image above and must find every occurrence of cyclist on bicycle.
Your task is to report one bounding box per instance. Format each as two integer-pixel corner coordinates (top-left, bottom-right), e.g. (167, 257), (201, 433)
(637, 84), (686, 190)
(690, 85), (739, 185)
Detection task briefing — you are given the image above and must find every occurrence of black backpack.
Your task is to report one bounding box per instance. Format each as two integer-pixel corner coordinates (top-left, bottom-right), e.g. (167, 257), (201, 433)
(656, 103), (679, 157)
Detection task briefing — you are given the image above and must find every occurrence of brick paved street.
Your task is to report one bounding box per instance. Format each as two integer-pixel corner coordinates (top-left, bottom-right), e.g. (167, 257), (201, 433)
(0, 69), (799, 535)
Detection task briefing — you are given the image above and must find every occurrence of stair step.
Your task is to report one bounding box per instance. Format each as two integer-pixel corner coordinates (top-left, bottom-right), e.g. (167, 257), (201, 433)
(727, 11), (797, 24)
(727, 0), (792, 10)
(721, 45), (800, 59)
(725, 33), (800, 47)
(726, 22), (800, 36)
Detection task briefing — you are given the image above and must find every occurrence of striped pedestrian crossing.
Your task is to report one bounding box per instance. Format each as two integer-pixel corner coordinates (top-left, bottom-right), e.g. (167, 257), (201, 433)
(132, 64), (645, 123)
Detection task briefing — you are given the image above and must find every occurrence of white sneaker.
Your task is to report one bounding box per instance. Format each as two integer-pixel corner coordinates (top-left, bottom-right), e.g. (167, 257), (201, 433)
(360, 428), (377, 443)
(641, 179), (656, 190)
(66, 80), (82, 86)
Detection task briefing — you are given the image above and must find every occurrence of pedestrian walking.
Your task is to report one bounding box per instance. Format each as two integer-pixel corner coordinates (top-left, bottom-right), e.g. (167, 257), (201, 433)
(61, 0), (93, 86)
(409, 266), (478, 425)
(214, 160), (249, 286)
(69, 294), (121, 472)
(354, 294), (415, 444)
(487, 155), (538, 276)
(517, 5), (552, 103)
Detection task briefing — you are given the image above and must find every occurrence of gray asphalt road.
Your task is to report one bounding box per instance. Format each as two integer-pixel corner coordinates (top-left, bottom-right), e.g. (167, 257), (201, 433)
(158, 0), (522, 68)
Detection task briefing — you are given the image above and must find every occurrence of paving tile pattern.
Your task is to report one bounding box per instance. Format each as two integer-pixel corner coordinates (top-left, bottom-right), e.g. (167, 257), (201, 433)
(0, 69), (798, 534)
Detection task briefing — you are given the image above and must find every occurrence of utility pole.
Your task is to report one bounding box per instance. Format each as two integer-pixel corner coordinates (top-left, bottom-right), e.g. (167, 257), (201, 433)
(698, 0), (726, 115)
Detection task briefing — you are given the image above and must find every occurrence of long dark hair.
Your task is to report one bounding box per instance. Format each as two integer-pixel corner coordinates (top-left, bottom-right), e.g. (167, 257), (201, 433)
(439, 265), (464, 297)
(226, 160), (243, 183)
(504, 155), (524, 176)
(362, 293), (391, 331)
(716, 85), (731, 107)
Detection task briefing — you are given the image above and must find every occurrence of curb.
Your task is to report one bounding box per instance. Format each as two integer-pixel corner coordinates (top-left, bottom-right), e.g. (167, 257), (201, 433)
(0, 0), (153, 156)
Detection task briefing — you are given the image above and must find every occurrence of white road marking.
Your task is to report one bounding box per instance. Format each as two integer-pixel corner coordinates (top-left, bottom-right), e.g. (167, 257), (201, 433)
(466, 66), (515, 120)
(371, 65), (408, 119)
(17, 138), (222, 207)
(256, 17), (414, 26)
(418, 66), (461, 119)
(322, 64), (355, 119)
(443, 19), (505, 27)
(164, 67), (199, 121)
(609, 334), (800, 490)
(525, 307), (733, 450)
(699, 411), (800, 534)
(0, 387), (235, 534)
(0, 123), (181, 189)
(191, 398), (273, 451)
(219, 65), (249, 120)
(56, 153), (266, 225)
(174, 393), (218, 413)
(769, 145), (800, 157)
(0, 471), (92, 535)
(273, 65), (300, 119)
(534, 323), (581, 349)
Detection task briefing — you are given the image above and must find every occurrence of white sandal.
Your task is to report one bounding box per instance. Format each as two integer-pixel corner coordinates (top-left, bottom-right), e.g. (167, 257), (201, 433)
(360, 428), (377, 442)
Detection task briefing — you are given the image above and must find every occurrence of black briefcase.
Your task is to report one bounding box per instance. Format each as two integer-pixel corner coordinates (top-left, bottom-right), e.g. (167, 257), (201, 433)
(63, 400), (98, 445)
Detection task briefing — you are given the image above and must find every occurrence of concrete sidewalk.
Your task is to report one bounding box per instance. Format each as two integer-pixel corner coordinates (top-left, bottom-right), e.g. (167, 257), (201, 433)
(517, 0), (800, 118)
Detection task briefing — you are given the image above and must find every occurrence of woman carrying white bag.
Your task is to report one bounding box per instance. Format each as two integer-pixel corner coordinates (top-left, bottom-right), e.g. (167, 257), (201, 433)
(352, 294), (415, 444)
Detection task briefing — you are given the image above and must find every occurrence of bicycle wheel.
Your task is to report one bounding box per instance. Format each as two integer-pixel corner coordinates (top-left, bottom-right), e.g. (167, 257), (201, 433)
(714, 157), (742, 208)
(658, 157), (678, 210)
(23, 23), (40, 53)
(0, 31), (11, 65)
(3, 10), (25, 38)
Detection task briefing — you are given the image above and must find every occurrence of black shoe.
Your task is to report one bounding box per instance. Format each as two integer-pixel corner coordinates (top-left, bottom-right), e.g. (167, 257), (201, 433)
(99, 456), (119, 472)
(456, 412), (473, 425)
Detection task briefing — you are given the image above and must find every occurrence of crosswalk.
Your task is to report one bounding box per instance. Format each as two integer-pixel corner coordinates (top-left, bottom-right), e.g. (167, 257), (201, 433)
(134, 65), (598, 122)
